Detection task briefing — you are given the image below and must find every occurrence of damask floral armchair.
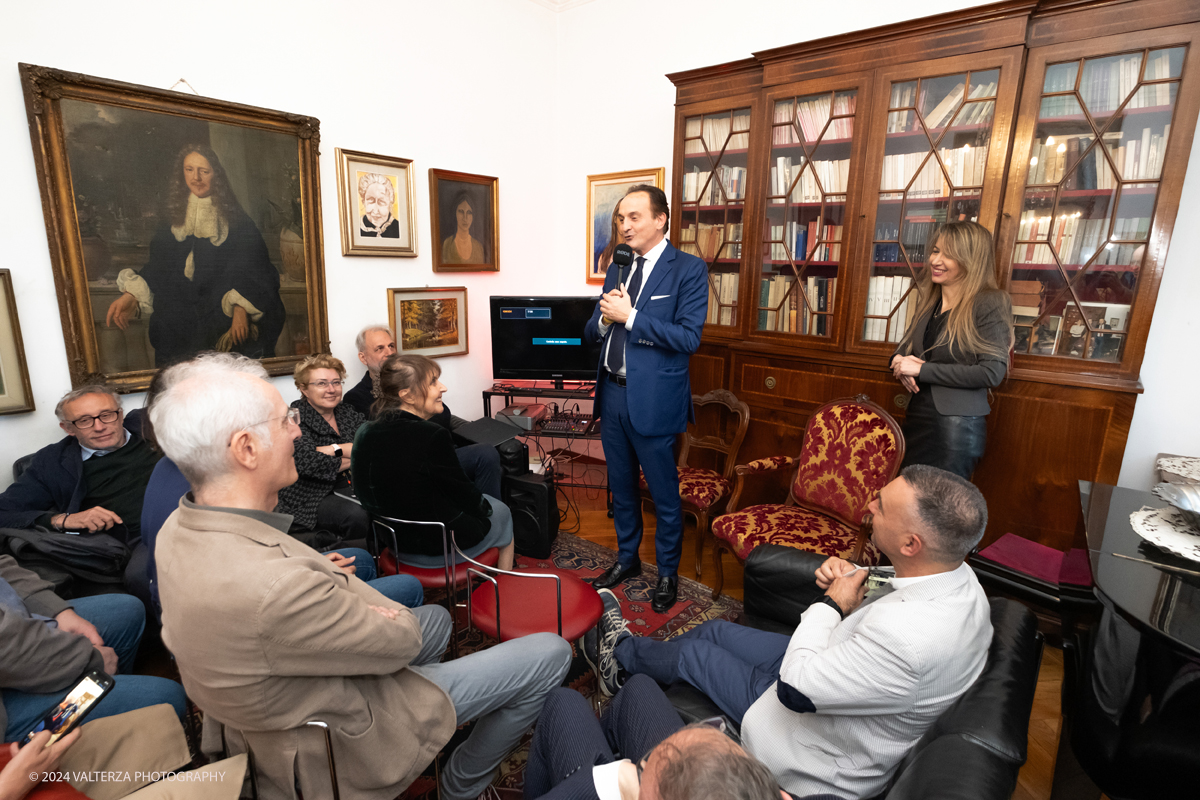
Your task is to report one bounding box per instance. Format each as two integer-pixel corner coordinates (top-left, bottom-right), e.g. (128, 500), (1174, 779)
(708, 394), (905, 598)
(639, 389), (750, 578)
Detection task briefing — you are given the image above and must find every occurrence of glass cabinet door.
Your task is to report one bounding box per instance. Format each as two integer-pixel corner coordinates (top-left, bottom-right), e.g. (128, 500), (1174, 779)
(1007, 45), (1187, 364)
(853, 50), (1022, 350)
(678, 106), (752, 330)
(755, 79), (867, 341)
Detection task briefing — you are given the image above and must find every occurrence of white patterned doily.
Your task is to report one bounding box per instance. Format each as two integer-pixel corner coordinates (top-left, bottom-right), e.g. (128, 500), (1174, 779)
(1157, 456), (1200, 483)
(1129, 505), (1200, 563)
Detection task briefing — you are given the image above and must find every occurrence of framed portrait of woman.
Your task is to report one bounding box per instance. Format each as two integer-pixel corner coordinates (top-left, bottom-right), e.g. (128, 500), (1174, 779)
(429, 169), (499, 273)
(19, 63), (328, 392)
(586, 168), (665, 284)
(335, 148), (418, 257)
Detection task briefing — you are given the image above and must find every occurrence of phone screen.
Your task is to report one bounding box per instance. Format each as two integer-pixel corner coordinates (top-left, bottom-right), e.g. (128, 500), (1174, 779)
(21, 674), (110, 747)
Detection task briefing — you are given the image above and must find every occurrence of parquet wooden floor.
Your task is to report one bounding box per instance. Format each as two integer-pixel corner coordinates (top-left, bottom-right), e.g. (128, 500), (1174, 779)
(563, 486), (1063, 800)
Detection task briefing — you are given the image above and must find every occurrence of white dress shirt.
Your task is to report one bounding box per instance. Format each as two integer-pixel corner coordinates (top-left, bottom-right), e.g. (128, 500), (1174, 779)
(599, 236), (669, 377)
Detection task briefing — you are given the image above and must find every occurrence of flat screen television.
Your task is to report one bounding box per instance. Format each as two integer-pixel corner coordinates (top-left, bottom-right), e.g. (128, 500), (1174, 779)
(490, 296), (602, 387)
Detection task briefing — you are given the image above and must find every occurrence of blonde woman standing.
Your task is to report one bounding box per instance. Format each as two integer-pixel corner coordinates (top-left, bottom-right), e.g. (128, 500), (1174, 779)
(890, 221), (1013, 479)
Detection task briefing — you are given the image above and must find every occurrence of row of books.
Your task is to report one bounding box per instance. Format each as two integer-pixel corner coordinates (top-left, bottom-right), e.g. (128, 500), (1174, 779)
(935, 143), (989, 187)
(706, 272), (739, 325)
(1014, 214), (1149, 266)
(757, 275), (837, 335)
(880, 151), (952, 196)
(1068, 51), (1174, 116)
(769, 156), (850, 199)
(862, 275), (916, 343)
(684, 112), (752, 155)
(679, 222), (743, 260)
(767, 221), (844, 262)
(888, 80), (998, 131)
(1028, 125), (1170, 186)
(682, 165), (748, 204)
(772, 92), (857, 143)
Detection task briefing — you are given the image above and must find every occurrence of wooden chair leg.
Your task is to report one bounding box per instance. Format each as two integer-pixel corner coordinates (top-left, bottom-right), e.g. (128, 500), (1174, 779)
(694, 510), (708, 580)
(711, 538), (726, 599)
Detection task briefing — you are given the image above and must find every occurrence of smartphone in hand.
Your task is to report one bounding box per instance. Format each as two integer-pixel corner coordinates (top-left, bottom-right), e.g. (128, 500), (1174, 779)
(19, 670), (114, 747)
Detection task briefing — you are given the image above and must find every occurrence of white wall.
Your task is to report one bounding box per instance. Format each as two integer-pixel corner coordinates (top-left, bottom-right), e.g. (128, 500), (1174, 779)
(0, 0), (1192, 490)
(0, 0), (558, 488)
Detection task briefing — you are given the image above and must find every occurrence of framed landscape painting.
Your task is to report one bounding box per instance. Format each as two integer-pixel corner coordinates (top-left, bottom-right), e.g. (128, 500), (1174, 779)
(19, 63), (328, 392)
(586, 168), (664, 284)
(387, 287), (468, 358)
(335, 147), (418, 257)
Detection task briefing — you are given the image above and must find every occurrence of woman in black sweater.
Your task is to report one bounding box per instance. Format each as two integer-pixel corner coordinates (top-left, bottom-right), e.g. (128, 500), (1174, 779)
(352, 354), (515, 570)
(889, 221), (1013, 479)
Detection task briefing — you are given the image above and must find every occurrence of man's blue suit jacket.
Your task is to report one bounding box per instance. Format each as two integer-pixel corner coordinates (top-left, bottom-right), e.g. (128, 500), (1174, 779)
(584, 242), (709, 438)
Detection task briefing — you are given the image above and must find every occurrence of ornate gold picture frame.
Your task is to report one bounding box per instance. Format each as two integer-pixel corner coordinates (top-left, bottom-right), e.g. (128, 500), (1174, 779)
(0, 270), (35, 415)
(586, 168), (665, 284)
(335, 147), (418, 257)
(429, 169), (499, 273)
(19, 63), (329, 392)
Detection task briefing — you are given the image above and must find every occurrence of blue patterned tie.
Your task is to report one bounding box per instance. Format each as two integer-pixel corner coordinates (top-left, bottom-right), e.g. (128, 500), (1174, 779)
(607, 257), (644, 374)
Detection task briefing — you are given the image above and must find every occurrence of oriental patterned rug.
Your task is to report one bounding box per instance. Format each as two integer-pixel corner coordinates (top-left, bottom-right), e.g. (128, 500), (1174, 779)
(399, 532), (744, 799)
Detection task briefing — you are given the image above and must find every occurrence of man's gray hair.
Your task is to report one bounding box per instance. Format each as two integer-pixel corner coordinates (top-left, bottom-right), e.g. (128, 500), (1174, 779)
(55, 385), (121, 422)
(902, 464), (989, 562)
(149, 353), (275, 487)
(355, 324), (393, 355)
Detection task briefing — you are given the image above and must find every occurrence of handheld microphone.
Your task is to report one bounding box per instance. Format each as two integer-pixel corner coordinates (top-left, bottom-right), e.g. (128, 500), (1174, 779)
(612, 243), (635, 288)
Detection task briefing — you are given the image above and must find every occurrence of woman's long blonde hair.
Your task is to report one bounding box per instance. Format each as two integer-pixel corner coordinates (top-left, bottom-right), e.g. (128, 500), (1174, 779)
(895, 220), (1010, 361)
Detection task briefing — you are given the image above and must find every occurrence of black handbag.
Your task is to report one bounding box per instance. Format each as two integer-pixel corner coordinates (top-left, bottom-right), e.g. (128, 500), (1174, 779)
(0, 526), (130, 586)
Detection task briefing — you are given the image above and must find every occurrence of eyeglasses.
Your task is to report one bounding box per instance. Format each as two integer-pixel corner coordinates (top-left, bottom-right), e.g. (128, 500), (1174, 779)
(69, 409), (122, 429)
(305, 380), (344, 390)
(249, 408), (302, 428)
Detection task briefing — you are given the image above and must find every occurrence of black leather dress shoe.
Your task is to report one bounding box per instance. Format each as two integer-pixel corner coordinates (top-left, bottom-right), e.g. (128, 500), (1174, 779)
(592, 560), (642, 589)
(651, 575), (678, 613)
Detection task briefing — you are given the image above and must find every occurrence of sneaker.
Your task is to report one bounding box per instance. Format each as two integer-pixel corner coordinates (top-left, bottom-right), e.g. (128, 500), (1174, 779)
(594, 589), (631, 697)
(580, 626), (600, 676)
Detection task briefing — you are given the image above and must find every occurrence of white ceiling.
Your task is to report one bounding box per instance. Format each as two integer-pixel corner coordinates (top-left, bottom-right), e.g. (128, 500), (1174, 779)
(526, 0), (598, 10)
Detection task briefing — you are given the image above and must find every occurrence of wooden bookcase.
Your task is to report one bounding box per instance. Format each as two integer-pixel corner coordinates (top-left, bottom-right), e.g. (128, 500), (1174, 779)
(669, 0), (1200, 552)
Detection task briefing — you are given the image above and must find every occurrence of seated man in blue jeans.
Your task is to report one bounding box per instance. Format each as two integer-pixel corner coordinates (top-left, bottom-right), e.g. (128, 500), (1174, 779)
(0, 554), (186, 743)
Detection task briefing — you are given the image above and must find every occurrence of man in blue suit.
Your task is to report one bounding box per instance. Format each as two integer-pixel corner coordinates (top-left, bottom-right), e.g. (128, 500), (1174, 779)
(585, 185), (708, 612)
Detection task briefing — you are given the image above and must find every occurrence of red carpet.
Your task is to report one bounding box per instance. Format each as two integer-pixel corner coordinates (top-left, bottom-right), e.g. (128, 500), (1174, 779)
(399, 532), (744, 799)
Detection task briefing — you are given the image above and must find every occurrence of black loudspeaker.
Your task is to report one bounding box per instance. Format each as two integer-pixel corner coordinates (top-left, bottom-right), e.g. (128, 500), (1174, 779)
(497, 439), (530, 476)
(503, 472), (558, 559)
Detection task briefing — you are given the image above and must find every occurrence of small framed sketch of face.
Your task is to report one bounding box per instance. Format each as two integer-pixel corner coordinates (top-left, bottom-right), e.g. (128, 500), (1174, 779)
(387, 286), (469, 358)
(429, 169), (499, 273)
(336, 148), (418, 257)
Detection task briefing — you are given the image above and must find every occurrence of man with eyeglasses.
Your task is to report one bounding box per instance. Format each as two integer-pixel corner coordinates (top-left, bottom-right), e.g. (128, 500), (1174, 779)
(0, 385), (160, 605)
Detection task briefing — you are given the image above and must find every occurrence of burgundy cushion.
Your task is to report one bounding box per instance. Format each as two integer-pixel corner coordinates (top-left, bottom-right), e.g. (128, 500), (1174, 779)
(470, 571), (603, 642)
(712, 504), (879, 565)
(379, 547), (500, 588)
(639, 467), (732, 511)
(1059, 548), (1094, 587)
(975, 533), (1063, 585)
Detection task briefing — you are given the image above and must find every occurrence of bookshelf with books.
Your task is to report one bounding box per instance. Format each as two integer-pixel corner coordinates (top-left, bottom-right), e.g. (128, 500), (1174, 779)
(669, 1), (1200, 554)
(678, 102), (755, 332)
(754, 74), (872, 345)
(1001, 35), (1194, 375)
(851, 50), (1022, 351)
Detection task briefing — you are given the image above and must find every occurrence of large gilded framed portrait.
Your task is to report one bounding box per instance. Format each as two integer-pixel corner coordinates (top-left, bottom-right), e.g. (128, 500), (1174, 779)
(19, 63), (329, 392)
(429, 169), (498, 273)
(335, 148), (418, 257)
(586, 168), (665, 284)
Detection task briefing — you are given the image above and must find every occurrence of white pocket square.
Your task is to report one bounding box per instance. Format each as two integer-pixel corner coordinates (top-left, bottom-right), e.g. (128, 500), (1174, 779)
(650, 294), (671, 300)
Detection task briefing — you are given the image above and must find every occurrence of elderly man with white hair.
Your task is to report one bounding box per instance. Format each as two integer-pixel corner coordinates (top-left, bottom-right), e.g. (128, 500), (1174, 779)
(151, 354), (571, 800)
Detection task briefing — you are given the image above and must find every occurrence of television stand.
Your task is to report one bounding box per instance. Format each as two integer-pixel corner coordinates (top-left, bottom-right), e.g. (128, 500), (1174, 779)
(482, 382), (608, 509)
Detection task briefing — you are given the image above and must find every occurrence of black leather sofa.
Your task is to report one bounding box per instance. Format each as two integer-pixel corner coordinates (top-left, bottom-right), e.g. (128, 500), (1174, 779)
(667, 544), (1043, 800)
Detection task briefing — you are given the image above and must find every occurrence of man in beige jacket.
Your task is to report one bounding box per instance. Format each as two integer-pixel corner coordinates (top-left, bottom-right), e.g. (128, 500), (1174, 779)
(151, 354), (571, 800)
